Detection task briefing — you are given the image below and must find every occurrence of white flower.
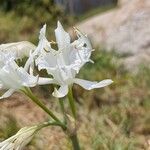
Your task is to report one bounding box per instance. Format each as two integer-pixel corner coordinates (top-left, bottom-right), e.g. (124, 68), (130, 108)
(24, 24), (52, 71)
(0, 51), (54, 99)
(0, 41), (36, 76)
(36, 21), (113, 98)
(0, 126), (38, 150)
(0, 41), (36, 59)
(0, 61), (38, 99)
(0, 51), (16, 68)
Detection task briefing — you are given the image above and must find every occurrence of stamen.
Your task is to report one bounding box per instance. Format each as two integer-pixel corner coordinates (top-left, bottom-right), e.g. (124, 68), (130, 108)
(43, 48), (50, 52)
(89, 59), (94, 63)
(50, 40), (57, 45)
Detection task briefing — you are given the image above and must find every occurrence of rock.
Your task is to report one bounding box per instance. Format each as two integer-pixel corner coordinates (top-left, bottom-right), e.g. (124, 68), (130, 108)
(76, 0), (150, 70)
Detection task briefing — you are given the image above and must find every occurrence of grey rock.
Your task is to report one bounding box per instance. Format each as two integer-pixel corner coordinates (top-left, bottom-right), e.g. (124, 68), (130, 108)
(76, 0), (150, 70)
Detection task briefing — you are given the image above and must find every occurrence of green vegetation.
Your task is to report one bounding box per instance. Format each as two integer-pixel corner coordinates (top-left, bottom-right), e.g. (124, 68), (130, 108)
(0, 114), (19, 139)
(0, 0), (73, 43)
(75, 49), (150, 149)
(76, 4), (117, 22)
(0, 49), (149, 149)
(0, 0), (117, 43)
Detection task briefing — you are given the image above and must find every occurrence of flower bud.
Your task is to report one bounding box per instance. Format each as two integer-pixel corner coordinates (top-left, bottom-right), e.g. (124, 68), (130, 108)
(0, 126), (39, 150)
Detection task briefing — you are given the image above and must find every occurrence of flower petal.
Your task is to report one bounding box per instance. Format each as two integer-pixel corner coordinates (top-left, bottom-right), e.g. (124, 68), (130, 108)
(55, 21), (70, 50)
(35, 51), (57, 71)
(71, 28), (93, 69)
(74, 78), (113, 90)
(0, 51), (16, 66)
(0, 126), (38, 150)
(37, 24), (52, 54)
(0, 41), (35, 59)
(38, 77), (56, 85)
(24, 52), (34, 71)
(52, 85), (68, 98)
(24, 24), (53, 71)
(0, 142), (14, 150)
(0, 89), (15, 99)
(17, 67), (38, 87)
(0, 64), (21, 89)
(39, 24), (46, 40)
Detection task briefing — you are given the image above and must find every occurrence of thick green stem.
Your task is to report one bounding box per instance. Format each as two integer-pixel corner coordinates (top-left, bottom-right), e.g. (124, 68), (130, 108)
(67, 86), (81, 149)
(22, 87), (66, 129)
(70, 134), (81, 150)
(59, 98), (67, 124)
(67, 86), (76, 119)
(38, 121), (64, 129)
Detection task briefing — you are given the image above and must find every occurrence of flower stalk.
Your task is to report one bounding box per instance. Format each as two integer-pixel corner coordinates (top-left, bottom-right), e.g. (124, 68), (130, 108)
(70, 134), (81, 150)
(59, 98), (67, 124)
(67, 86), (81, 150)
(39, 121), (66, 129)
(68, 86), (77, 119)
(22, 87), (66, 129)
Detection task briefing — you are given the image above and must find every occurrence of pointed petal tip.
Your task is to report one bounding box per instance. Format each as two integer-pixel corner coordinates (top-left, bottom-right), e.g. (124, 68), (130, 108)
(43, 24), (46, 28)
(42, 24), (46, 30)
(57, 20), (61, 25)
(52, 86), (68, 98)
(99, 79), (113, 86)
(0, 89), (15, 100)
(74, 78), (113, 90)
(106, 79), (113, 84)
(56, 20), (63, 29)
(57, 20), (63, 26)
(40, 24), (47, 34)
(52, 88), (63, 98)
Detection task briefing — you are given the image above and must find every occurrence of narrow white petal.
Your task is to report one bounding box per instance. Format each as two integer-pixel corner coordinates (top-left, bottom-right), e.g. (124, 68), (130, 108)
(0, 81), (4, 89)
(24, 24), (52, 71)
(39, 24), (46, 40)
(24, 54), (34, 71)
(0, 89), (15, 99)
(29, 65), (34, 76)
(55, 21), (70, 50)
(0, 51), (16, 68)
(38, 77), (56, 85)
(0, 41), (35, 59)
(0, 142), (14, 150)
(0, 64), (21, 89)
(71, 28), (93, 68)
(74, 78), (113, 90)
(17, 67), (38, 87)
(35, 51), (57, 71)
(52, 85), (68, 98)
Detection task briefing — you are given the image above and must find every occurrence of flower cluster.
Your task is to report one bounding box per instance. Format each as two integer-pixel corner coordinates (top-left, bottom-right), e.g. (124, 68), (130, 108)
(0, 21), (113, 150)
(0, 21), (112, 99)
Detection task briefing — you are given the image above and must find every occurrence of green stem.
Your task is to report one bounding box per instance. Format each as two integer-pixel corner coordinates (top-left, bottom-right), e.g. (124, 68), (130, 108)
(67, 86), (76, 119)
(67, 86), (81, 149)
(70, 134), (81, 150)
(59, 98), (65, 114)
(22, 87), (66, 129)
(59, 98), (67, 124)
(38, 121), (64, 129)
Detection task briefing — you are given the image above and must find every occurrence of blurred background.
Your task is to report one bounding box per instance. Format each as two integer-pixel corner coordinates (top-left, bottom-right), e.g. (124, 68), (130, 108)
(0, 0), (150, 149)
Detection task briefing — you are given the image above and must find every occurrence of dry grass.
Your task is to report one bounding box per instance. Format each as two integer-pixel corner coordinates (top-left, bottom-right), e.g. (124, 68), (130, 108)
(0, 50), (150, 149)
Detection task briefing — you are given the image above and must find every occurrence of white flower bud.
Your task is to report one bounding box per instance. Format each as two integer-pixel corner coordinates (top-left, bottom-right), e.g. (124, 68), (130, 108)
(0, 126), (38, 150)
